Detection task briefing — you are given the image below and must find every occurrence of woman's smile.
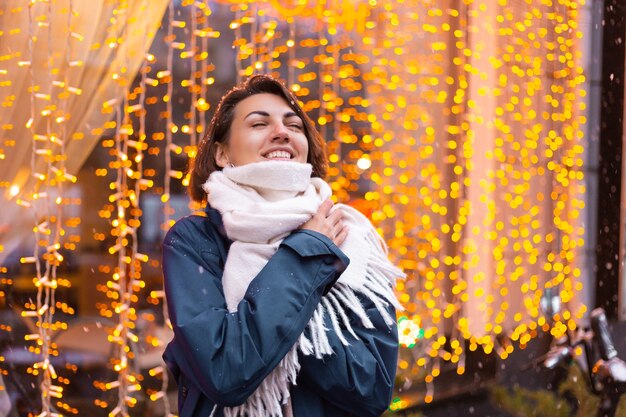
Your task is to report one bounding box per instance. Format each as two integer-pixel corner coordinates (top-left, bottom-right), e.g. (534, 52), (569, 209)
(263, 148), (293, 160)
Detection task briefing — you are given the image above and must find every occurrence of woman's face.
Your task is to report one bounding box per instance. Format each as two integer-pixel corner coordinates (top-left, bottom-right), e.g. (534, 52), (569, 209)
(215, 93), (309, 167)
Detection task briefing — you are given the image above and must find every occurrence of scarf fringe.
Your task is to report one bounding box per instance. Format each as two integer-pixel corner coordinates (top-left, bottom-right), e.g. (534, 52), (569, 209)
(300, 264), (403, 361)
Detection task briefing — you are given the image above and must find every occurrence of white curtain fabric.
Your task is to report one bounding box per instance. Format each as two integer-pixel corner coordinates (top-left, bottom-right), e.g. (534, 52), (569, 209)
(0, 0), (169, 264)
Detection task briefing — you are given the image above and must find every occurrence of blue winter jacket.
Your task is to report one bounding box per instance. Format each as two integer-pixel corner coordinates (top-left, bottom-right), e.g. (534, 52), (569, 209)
(162, 206), (399, 417)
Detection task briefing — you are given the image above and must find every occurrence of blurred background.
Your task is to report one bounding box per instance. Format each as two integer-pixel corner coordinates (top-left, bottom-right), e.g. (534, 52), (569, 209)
(1, 0), (625, 416)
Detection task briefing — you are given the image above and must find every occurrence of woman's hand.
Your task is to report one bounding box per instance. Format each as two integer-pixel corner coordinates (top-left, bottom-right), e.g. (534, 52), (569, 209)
(301, 199), (348, 246)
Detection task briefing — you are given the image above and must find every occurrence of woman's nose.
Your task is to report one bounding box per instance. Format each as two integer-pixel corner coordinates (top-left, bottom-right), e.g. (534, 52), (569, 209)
(271, 123), (290, 141)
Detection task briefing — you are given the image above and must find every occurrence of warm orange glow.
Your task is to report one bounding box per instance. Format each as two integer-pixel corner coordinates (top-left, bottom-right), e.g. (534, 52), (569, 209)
(1, 0), (587, 411)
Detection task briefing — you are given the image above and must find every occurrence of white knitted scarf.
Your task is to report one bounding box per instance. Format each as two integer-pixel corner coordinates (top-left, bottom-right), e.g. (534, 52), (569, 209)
(203, 161), (404, 417)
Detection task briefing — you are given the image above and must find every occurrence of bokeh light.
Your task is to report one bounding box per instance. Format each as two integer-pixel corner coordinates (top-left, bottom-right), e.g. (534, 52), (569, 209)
(0, 0), (588, 414)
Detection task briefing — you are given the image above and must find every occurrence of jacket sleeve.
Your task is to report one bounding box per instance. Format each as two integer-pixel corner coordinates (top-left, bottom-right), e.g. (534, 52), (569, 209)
(296, 292), (399, 417)
(162, 217), (349, 407)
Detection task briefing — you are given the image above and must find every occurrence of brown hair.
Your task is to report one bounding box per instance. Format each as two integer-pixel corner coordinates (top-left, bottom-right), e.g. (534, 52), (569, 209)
(188, 74), (328, 203)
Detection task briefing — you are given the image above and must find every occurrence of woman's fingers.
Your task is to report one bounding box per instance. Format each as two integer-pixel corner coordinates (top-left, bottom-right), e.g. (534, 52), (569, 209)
(317, 199), (334, 217)
(333, 224), (349, 246)
(325, 208), (344, 236)
(300, 199), (348, 245)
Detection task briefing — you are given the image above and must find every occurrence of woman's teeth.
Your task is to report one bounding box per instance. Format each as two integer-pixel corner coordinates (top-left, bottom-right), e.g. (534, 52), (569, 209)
(265, 151), (291, 159)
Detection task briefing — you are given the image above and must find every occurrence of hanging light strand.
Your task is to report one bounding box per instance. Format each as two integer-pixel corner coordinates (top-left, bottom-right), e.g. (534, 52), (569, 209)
(162, 0), (176, 228)
(188, 1), (199, 148)
(197, 0), (213, 141)
(20, 0), (79, 414)
(102, 2), (145, 416)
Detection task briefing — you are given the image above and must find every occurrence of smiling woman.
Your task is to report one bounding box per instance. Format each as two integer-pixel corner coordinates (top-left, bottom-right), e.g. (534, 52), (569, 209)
(161, 74), (404, 417)
(187, 74), (328, 203)
(214, 93), (309, 167)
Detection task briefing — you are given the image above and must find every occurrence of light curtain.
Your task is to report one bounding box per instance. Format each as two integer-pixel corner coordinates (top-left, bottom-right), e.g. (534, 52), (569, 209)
(0, 0), (590, 410)
(0, 0), (169, 265)
(347, 1), (587, 392)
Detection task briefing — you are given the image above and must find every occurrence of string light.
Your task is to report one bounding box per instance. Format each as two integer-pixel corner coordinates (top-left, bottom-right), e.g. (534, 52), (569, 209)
(10, 1), (84, 415)
(2, 0), (588, 413)
(95, 2), (156, 416)
(163, 0), (176, 230)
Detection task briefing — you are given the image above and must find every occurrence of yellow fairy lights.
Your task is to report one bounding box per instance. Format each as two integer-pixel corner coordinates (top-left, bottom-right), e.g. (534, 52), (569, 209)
(2, 0), (589, 413)
(94, 2), (166, 416)
(9, 1), (83, 415)
(371, 1), (587, 405)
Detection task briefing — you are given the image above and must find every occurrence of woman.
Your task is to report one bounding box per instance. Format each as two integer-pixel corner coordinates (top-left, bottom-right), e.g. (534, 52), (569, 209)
(162, 74), (403, 417)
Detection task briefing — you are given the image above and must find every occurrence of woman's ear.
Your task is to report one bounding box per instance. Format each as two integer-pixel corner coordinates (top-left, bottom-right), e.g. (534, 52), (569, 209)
(215, 143), (230, 168)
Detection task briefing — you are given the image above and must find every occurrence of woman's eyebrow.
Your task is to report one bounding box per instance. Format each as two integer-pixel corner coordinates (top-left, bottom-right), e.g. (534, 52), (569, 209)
(244, 110), (270, 119)
(244, 110), (301, 120)
(284, 111), (300, 119)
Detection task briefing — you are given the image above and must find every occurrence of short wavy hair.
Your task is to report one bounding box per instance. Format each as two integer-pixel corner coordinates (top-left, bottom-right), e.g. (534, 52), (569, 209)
(187, 74), (328, 203)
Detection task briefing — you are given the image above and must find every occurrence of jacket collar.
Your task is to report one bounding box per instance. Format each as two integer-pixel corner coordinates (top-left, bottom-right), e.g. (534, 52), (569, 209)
(204, 205), (232, 262)
(205, 205), (228, 238)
